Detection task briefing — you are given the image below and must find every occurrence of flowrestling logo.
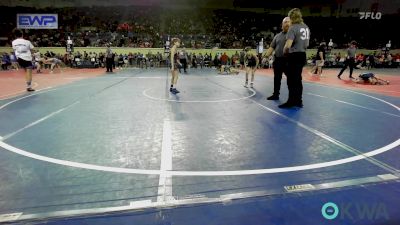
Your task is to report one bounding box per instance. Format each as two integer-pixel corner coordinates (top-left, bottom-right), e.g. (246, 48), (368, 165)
(17, 14), (58, 29)
(359, 12), (382, 19)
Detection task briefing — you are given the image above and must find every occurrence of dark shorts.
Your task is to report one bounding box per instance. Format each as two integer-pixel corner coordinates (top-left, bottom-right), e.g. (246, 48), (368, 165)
(247, 63), (257, 68)
(17, 58), (33, 69)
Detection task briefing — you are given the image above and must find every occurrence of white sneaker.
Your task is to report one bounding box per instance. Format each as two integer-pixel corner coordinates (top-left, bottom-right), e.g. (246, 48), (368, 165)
(250, 83), (254, 88)
(244, 83), (248, 88)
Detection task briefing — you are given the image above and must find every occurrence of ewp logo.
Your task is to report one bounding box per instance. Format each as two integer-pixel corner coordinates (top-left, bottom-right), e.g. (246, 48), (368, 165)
(322, 202), (390, 221)
(17, 14), (58, 29)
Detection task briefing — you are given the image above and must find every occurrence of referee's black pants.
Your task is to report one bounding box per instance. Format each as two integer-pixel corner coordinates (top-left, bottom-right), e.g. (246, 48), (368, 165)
(286, 52), (306, 105)
(180, 59), (187, 72)
(272, 57), (288, 97)
(106, 58), (113, 72)
(338, 57), (355, 77)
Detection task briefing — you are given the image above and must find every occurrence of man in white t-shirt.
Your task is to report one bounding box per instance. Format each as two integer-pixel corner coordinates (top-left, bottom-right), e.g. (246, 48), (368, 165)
(12, 30), (35, 91)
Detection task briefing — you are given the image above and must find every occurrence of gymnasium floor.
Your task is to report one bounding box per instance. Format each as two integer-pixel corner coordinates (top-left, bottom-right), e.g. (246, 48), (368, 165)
(0, 67), (399, 224)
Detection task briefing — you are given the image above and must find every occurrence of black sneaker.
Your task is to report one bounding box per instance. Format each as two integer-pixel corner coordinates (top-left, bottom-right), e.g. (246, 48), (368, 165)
(337, 75), (341, 79)
(27, 87), (35, 92)
(171, 88), (180, 94)
(267, 95), (279, 100)
(349, 76), (355, 79)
